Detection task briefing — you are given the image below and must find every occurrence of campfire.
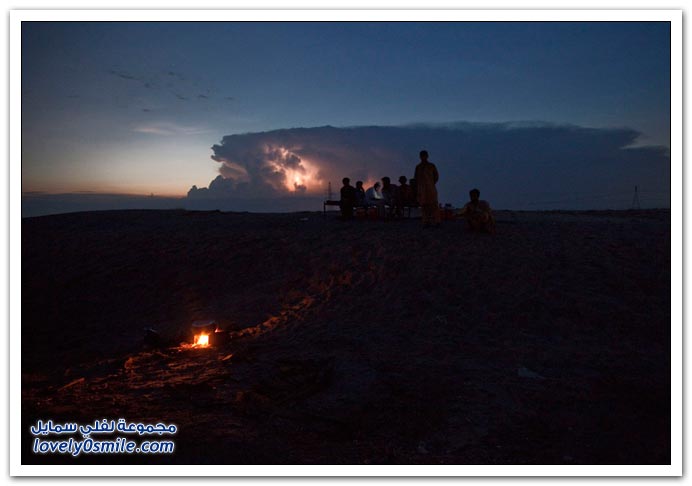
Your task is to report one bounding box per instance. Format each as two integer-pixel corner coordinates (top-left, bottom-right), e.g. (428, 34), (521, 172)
(191, 320), (217, 348)
(193, 333), (210, 347)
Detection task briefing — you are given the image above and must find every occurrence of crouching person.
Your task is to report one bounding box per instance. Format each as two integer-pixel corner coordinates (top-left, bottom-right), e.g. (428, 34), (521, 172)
(461, 188), (495, 233)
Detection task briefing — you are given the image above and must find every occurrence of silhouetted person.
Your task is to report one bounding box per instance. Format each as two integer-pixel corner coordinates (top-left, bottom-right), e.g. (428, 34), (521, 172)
(365, 182), (383, 204)
(340, 177), (356, 219)
(408, 177), (418, 206)
(381, 176), (398, 218)
(461, 188), (495, 233)
(414, 150), (440, 227)
(355, 180), (366, 207)
(365, 182), (385, 217)
(395, 176), (411, 217)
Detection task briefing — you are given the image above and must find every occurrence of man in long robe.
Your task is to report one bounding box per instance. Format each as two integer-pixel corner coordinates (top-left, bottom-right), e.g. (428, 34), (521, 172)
(414, 150), (440, 227)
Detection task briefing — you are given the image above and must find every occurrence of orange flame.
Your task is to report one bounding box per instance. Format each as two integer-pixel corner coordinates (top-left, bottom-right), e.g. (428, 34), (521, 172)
(193, 333), (209, 347)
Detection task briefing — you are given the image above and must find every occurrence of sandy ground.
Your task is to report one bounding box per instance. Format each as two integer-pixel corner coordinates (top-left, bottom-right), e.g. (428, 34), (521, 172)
(21, 209), (671, 465)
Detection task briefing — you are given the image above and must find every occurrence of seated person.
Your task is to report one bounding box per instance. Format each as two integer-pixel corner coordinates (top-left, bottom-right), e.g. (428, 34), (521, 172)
(354, 180), (366, 207)
(396, 176), (411, 215)
(365, 182), (384, 204)
(460, 188), (495, 233)
(381, 177), (398, 217)
(339, 177), (356, 219)
(407, 177), (418, 207)
(365, 182), (386, 216)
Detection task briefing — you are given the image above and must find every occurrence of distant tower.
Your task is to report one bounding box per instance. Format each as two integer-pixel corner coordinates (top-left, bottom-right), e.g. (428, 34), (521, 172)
(631, 185), (641, 210)
(327, 182), (333, 201)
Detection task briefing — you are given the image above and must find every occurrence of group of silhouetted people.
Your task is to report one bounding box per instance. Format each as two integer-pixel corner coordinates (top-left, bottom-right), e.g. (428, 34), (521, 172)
(340, 174), (418, 221)
(338, 150), (495, 233)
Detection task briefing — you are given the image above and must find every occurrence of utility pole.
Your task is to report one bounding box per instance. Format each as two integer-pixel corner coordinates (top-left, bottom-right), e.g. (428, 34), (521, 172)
(631, 185), (641, 210)
(327, 182), (333, 201)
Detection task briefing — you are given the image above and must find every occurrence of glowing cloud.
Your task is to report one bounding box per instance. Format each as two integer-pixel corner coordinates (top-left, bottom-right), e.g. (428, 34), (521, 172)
(189, 122), (670, 210)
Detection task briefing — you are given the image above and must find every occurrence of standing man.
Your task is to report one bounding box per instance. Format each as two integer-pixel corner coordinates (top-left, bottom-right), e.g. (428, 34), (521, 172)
(414, 150), (440, 227)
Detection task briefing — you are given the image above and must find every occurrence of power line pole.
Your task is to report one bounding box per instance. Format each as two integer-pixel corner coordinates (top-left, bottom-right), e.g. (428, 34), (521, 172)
(631, 185), (641, 210)
(326, 181), (333, 201)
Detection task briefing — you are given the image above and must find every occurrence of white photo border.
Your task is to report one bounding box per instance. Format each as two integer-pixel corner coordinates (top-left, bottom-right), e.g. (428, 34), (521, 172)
(9, 8), (682, 477)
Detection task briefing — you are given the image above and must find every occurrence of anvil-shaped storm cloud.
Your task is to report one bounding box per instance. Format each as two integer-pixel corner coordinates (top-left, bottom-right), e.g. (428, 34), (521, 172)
(188, 122), (669, 210)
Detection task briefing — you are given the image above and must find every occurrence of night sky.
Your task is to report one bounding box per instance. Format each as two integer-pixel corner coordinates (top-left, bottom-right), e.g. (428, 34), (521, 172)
(22, 21), (670, 205)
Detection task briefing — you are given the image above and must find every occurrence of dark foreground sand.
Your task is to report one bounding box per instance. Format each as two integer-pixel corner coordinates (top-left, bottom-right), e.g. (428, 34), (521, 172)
(21, 209), (671, 465)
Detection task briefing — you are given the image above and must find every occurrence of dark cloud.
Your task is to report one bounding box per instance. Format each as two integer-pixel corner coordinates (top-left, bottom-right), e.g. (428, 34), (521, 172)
(189, 122), (670, 210)
(107, 68), (235, 108)
(107, 69), (141, 81)
(167, 71), (185, 80)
